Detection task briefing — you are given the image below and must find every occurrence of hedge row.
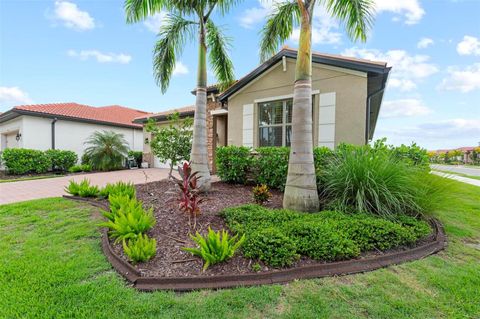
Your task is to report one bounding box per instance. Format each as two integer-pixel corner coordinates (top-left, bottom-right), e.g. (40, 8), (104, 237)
(1, 148), (78, 175)
(215, 141), (428, 191)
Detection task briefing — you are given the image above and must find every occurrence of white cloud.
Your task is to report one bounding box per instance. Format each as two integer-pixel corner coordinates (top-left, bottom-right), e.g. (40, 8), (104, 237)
(238, 2), (271, 29)
(456, 35), (480, 56)
(439, 63), (480, 93)
(67, 50), (132, 64)
(172, 61), (189, 76)
(143, 11), (168, 33)
(342, 47), (438, 91)
(374, 0), (425, 25)
(0, 87), (33, 108)
(380, 99), (432, 118)
(417, 37), (434, 49)
(53, 1), (95, 31)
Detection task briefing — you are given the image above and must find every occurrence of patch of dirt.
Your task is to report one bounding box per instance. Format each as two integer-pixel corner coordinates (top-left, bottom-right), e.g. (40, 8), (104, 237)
(107, 179), (435, 278)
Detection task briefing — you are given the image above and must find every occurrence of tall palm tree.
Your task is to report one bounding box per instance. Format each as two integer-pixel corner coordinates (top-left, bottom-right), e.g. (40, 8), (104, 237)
(260, 0), (374, 212)
(125, 0), (237, 191)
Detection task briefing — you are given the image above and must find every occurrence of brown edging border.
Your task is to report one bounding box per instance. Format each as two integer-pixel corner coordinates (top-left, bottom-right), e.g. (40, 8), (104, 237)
(64, 195), (447, 291)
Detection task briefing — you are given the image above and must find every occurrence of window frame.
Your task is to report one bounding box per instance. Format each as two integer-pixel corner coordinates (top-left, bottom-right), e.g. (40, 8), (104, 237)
(258, 99), (292, 147)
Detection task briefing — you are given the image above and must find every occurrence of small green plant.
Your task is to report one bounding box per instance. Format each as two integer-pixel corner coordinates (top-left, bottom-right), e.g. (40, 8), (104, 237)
(100, 181), (136, 199)
(68, 164), (92, 173)
(101, 204), (155, 242)
(64, 179), (99, 197)
(182, 227), (245, 271)
(243, 228), (299, 267)
(122, 234), (157, 264)
(103, 195), (143, 222)
(252, 262), (261, 272)
(252, 184), (271, 205)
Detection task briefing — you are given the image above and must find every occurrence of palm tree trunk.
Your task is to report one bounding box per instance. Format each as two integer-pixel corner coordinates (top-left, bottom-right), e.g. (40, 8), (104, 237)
(283, 2), (319, 212)
(190, 23), (211, 191)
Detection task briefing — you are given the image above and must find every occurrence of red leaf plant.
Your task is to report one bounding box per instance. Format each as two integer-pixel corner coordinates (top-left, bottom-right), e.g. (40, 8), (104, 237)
(171, 161), (206, 229)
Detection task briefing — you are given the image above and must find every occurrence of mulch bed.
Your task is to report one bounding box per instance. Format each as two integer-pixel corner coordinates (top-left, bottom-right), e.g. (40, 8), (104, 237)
(106, 179), (436, 278)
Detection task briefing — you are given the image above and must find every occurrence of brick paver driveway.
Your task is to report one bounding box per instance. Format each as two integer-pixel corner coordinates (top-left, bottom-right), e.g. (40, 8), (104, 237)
(0, 168), (170, 205)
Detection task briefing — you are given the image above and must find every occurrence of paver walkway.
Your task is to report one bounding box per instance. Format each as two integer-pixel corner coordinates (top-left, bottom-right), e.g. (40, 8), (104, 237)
(0, 168), (170, 205)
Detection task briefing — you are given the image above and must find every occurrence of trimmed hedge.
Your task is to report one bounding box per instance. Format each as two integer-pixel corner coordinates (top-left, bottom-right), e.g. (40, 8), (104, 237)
(215, 146), (252, 184)
(45, 149), (78, 172)
(1, 148), (51, 174)
(1, 148), (79, 174)
(222, 204), (431, 267)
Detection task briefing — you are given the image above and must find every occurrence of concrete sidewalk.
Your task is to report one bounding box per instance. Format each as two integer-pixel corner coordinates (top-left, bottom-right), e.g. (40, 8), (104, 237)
(432, 171), (480, 187)
(0, 168), (170, 205)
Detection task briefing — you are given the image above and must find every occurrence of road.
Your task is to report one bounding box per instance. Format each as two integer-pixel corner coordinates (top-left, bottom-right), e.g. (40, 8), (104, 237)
(431, 164), (480, 177)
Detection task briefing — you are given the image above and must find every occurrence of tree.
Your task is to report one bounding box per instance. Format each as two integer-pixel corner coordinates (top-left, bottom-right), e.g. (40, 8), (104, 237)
(259, 0), (374, 212)
(84, 130), (130, 171)
(125, 0), (237, 191)
(145, 112), (193, 176)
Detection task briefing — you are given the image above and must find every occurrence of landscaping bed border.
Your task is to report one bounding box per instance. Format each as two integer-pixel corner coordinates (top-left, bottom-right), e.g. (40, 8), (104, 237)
(64, 195), (447, 292)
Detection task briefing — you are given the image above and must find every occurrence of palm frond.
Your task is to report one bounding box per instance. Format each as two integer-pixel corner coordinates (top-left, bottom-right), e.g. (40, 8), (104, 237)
(259, 1), (300, 62)
(84, 130), (130, 171)
(322, 0), (375, 42)
(153, 13), (197, 93)
(205, 21), (235, 91)
(213, 0), (242, 16)
(124, 0), (170, 23)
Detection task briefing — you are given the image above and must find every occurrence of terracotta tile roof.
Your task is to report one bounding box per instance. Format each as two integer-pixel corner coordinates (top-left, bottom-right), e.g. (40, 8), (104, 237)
(133, 105), (195, 122)
(12, 102), (150, 128)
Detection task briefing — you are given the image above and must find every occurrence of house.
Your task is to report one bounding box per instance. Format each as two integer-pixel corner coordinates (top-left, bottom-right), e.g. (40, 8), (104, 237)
(135, 47), (391, 170)
(0, 103), (148, 161)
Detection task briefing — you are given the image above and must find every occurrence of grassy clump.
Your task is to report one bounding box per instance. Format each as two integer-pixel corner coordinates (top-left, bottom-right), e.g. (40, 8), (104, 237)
(64, 179), (99, 197)
(122, 234), (157, 264)
(223, 205), (431, 267)
(99, 181), (136, 199)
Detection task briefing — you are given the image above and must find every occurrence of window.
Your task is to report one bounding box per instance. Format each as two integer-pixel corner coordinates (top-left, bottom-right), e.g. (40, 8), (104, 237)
(258, 99), (293, 147)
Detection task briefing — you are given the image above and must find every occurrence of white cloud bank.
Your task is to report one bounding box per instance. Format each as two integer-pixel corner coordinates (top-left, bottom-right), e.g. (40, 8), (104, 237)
(457, 35), (480, 56)
(374, 0), (425, 25)
(53, 1), (95, 31)
(380, 99), (432, 118)
(143, 12), (168, 33)
(417, 37), (434, 49)
(67, 50), (132, 64)
(0, 87), (33, 108)
(342, 48), (438, 92)
(173, 61), (189, 76)
(439, 63), (480, 93)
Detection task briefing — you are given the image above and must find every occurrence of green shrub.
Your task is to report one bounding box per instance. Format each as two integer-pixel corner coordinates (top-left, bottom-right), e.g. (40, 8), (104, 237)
(45, 149), (78, 172)
(243, 228), (299, 267)
(103, 195), (143, 222)
(182, 228), (245, 271)
(2, 148), (51, 174)
(100, 181), (136, 199)
(64, 179), (99, 197)
(122, 234), (156, 264)
(223, 205), (431, 267)
(84, 130), (129, 171)
(254, 147), (290, 190)
(101, 203), (155, 242)
(68, 164), (92, 173)
(81, 153), (91, 165)
(215, 146), (252, 183)
(287, 220), (360, 261)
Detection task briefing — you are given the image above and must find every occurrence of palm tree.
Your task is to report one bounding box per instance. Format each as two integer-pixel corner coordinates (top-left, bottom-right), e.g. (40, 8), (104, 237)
(84, 130), (130, 171)
(124, 0), (237, 191)
(260, 0), (374, 212)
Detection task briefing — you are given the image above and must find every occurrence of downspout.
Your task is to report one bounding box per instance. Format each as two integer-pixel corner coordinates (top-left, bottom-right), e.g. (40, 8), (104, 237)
(51, 118), (57, 149)
(365, 81), (386, 144)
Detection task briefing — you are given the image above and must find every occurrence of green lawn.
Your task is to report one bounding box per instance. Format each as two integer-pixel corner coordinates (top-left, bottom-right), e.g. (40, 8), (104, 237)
(1, 178), (479, 318)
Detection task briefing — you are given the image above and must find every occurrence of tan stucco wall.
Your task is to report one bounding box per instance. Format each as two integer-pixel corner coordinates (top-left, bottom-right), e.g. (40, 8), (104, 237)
(226, 59), (368, 147)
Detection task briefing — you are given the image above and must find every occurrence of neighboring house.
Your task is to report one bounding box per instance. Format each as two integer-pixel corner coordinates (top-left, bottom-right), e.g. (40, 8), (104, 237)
(136, 47), (391, 170)
(433, 146), (480, 164)
(0, 103), (148, 161)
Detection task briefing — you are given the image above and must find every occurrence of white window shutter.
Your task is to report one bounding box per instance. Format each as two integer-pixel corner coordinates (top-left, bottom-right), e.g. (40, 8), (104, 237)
(242, 104), (254, 147)
(318, 92), (336, 149)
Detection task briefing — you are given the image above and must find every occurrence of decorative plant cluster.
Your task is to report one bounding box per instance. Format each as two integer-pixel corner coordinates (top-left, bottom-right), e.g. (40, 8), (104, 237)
(171, 162), (205, 228)
(99, 181), (136, 199)
(102, 193), (156, 263)
(222, 204), (431, 267)
(1, 148), (78, 175)
(182, 228), (245, 271)
(83, 130), (130, 171)
(252, 184), (271, 205)
(68, 164), (92, 173)
(65, 179), (99, 198)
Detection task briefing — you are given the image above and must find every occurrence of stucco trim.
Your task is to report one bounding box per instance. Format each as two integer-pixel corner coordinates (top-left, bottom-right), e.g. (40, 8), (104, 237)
(242, 104), (254, 147)
(254, 90), (320, 103)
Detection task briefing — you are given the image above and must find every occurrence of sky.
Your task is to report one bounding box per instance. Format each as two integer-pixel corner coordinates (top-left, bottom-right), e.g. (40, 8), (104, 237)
(0, 0), (479, 150)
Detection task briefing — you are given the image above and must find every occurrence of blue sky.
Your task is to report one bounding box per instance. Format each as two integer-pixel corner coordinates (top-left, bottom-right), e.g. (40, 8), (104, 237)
(0, 0), (479, 149)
